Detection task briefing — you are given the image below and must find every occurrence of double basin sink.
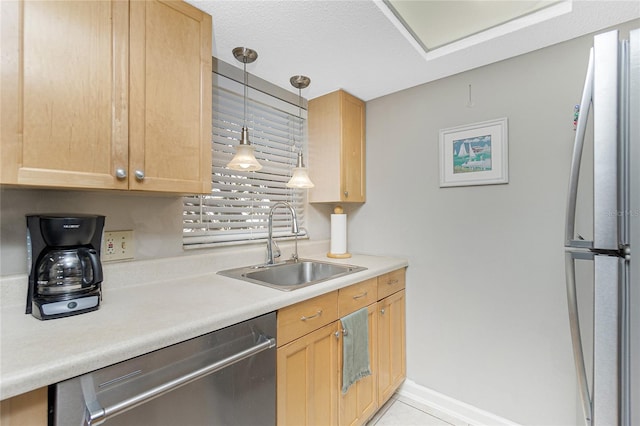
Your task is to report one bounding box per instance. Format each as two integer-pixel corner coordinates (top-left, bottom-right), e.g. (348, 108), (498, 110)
(218, 259), (367, 291)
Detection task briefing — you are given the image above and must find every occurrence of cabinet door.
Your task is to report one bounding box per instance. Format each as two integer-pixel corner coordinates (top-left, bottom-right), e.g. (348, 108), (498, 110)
(308, 90), (365, 203)
(1, 0), (129, 189)
(340, 91), (365, 202)
(339, 303), (378, 426)
(0, 387), (47, 426)
(308, 91), (342, 202)
(377, 290), (406, 406)
(129, 0), (212, 193)
(277, 321), (340, 426)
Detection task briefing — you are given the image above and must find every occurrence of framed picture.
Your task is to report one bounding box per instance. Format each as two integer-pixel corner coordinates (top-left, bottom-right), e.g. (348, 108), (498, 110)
(439, 117), (508, 187)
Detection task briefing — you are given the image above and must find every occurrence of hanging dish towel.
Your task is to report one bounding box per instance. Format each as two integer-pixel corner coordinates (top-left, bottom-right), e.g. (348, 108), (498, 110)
(341, 307), (371, 394)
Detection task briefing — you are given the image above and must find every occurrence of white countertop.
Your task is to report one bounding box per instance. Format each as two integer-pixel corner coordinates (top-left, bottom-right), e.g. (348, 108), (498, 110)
(0, 244), (407, 400)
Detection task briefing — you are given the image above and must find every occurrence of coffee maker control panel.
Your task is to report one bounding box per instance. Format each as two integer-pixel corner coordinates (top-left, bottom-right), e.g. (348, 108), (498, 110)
(37, 296), (99, 319)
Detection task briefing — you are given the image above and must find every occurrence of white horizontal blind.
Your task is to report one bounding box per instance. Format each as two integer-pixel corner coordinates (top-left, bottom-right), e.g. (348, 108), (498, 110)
(183, 74), (307, 247)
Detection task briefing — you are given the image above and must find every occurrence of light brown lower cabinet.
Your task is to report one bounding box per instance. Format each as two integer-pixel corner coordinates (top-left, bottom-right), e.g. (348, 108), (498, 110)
(277, 321), (341, 425)
(0, 387), (47, 426)
(277, 268), (406, 426)
(377, 289), (406, 406)
(339, 303), (378, 426)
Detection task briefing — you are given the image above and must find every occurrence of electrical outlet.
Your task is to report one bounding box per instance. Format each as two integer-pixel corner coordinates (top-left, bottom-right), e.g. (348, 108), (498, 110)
(102, 230), (134, 262)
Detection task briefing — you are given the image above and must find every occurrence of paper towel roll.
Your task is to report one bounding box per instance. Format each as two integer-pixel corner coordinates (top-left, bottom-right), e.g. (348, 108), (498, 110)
(330, 214), (347, 254)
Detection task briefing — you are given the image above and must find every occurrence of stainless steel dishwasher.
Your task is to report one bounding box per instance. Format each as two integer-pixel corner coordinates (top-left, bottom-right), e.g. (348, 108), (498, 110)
(52, 312), (276, 425)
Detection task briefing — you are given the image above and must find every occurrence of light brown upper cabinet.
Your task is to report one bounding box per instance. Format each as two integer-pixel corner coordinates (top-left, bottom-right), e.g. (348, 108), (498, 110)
(0, 0), (212, 194)
(308, 90), (366, 203)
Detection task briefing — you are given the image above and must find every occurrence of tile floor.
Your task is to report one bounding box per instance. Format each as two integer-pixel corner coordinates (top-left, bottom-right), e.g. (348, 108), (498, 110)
(368, 394), (471, 426)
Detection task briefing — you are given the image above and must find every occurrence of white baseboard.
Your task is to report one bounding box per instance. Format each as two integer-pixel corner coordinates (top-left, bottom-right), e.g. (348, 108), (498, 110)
(397, 379), (522, 426)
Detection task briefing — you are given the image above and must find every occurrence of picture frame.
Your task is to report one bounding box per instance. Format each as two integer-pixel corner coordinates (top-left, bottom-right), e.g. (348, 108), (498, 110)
(439, 117), (509, 187)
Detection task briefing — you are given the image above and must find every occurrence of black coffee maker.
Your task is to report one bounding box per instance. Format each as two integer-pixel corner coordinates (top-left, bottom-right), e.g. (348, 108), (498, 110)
(26, 214), (105, 320)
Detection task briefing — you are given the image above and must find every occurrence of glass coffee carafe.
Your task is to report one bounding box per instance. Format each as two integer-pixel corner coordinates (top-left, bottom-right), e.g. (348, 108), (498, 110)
(36, 247), (102, 296)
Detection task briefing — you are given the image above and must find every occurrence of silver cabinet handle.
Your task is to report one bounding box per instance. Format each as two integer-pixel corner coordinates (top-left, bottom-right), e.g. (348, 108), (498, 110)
(83, 335), (276, 426)
(387, 279), (399, 286)
(134, 170), (145, 181)
(334, 329), (348, 338)
(344, 191), (349, 198)
(380, 308), (385, 315)
(352, 292), (367, 300)
(115, 168), (127, 180)
(300, 310), (322, 321)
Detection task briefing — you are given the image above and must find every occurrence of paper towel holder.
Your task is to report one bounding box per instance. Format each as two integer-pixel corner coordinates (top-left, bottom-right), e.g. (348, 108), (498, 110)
(328, 205), (352, 259)
(328, 253), (352, 259)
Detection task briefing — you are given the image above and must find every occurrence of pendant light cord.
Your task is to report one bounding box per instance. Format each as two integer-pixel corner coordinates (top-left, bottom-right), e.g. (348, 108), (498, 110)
(243, 62), (248, 128)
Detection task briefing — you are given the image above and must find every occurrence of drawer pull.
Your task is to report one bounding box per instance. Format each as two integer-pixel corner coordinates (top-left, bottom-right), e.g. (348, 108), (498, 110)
(352, 292), (368, 300)
(380, 308), (386, 315)
(387, 279), (399, 286)
(300, 310), (322, 321)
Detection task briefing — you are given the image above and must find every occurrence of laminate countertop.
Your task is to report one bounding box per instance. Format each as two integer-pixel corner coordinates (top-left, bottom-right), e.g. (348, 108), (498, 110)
(0, 245), (407, 400)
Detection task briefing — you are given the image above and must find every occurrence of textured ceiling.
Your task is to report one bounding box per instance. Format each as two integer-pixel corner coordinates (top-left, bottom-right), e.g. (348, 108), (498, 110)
(186, 0), (640, 102)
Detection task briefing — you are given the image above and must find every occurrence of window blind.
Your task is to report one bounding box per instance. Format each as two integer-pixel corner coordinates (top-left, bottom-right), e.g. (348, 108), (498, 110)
(183, 74), (308, 248)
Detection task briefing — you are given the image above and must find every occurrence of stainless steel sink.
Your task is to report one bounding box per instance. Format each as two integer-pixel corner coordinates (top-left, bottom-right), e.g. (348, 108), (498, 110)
(217, 259), (367, 291)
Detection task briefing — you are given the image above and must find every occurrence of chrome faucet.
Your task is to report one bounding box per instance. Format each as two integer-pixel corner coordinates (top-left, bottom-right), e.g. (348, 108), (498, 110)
(266, 202), (299, 264)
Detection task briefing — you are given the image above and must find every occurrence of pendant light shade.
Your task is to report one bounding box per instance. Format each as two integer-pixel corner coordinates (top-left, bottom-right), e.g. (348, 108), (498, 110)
(287, 152), (315, 188)
(286, 75), (314, 189)
(227, 47), (262, 172)
(227, 138), (262, 171)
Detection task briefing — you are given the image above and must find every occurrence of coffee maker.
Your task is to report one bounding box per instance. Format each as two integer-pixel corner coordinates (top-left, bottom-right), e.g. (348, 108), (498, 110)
(26, 214), (105, 320)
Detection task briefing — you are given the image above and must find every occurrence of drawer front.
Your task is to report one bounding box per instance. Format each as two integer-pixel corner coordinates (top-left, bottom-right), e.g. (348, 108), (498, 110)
(277, 291), (338, 347)
(338, 278), (377, 317)
(377, 268), (406, 299)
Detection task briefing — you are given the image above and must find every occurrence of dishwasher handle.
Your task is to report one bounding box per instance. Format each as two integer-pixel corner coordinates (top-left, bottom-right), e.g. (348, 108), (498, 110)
(83, 335), (276, 426)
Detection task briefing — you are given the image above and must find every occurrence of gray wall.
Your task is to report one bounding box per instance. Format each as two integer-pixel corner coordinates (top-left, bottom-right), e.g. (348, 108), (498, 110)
(347, 20), (639, 425)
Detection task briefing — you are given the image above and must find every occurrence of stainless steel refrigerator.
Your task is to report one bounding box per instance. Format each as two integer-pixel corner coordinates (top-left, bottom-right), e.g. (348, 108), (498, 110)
(565, 28), (639, 426)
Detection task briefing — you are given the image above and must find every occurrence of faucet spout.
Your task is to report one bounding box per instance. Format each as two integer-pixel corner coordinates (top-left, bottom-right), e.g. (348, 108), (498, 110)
(266, 202), (299, 264)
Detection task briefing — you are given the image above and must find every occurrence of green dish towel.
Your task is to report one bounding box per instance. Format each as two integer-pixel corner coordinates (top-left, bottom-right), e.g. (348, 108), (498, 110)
(341, 307), (371, 394)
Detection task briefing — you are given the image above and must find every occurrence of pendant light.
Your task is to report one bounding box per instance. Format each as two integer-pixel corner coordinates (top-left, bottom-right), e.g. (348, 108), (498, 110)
(286, 75), (314, 188)
(227, 47), (262, 171)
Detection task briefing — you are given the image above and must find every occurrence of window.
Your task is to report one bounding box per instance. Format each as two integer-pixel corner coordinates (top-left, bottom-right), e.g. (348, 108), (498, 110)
(183, 72), (308, 248)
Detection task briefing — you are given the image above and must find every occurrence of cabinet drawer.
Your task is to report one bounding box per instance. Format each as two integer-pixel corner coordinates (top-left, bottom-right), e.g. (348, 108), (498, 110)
(338, 278), (377, 317)
(377, 268), (406, 299)
(277, 291), (338, 347)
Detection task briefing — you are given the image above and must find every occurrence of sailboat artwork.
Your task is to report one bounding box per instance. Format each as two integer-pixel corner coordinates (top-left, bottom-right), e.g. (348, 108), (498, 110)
(452, 135), (492, 173)
(439, 117), (508, 187)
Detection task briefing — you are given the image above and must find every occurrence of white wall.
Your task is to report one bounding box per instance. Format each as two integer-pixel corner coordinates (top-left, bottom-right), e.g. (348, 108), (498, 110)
(0, 187), (333, 276)
(347, 20), (639, 425)
(0, 189), (183, 275)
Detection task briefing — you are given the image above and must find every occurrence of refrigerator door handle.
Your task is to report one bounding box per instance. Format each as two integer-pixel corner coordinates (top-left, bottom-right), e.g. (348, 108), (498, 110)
(565, 48), (594, 249)
(565, 250), (593, 425)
